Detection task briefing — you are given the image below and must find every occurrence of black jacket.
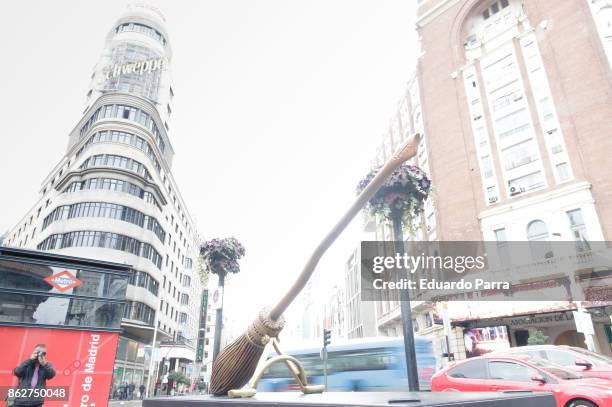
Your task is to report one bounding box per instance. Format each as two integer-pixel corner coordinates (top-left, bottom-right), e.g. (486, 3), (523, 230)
(13, 359), (56, 406)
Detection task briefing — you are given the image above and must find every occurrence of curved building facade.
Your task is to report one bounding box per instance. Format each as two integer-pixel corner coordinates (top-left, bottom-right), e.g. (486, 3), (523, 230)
(4, 5), (202, 393)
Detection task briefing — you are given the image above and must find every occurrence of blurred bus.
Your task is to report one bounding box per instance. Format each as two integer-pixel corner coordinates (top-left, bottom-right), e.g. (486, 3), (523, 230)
(258, 336), (436, 392)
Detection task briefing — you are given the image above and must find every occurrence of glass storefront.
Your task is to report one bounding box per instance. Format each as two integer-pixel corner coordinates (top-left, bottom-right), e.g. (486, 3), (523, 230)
(111, 336), (152, 399)
(0, 257), (128, 330)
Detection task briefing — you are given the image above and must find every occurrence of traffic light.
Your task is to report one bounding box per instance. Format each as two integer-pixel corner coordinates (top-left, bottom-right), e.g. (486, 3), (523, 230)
(323, 329), (331, 347)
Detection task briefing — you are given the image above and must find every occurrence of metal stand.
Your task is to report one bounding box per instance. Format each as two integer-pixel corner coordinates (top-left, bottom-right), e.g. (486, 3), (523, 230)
(228, 338), (325, 398)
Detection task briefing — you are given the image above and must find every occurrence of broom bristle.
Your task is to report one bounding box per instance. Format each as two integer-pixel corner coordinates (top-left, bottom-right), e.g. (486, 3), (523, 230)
(210, 309), (285, 396)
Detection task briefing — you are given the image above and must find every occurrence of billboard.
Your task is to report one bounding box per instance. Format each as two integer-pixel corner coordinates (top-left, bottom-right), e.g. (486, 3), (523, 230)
(0, 325), (119, 406)
(463, 325), (510, 358)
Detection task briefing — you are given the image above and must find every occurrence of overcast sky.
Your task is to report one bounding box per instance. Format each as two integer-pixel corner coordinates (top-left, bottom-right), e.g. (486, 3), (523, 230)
(0, 0), (418, 333)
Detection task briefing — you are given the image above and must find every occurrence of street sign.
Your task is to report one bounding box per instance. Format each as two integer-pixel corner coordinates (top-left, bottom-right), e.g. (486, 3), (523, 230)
(211, 287), (224, 310)
(572, 310), (595, 335)
(44, 270), (82, 292)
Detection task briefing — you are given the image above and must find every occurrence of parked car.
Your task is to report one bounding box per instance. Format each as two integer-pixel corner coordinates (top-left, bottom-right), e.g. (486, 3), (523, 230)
(431, 354), (612, 407)
(493, 345), (612, 380)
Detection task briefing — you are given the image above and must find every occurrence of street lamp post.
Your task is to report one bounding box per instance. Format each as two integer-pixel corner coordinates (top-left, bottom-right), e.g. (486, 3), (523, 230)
(212, 272), (225, 361)
(391, 207), (420, 392)
(199, 237), (245, 363)
(146, 295), (163, 397)
(356, 160), (430, 392)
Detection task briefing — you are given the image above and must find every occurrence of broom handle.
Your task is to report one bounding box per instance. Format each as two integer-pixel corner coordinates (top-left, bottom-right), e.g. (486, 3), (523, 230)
(269, 133), (421, 321)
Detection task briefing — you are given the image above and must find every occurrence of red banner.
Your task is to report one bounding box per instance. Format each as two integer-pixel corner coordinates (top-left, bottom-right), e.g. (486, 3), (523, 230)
(0, 326), (118, 406)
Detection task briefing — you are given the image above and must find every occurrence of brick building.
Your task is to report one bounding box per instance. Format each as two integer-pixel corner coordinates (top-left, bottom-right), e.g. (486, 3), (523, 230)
(369, 0), (612, 361)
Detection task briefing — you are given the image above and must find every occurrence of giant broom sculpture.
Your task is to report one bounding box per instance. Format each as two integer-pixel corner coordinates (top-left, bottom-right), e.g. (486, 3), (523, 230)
(209, 134), (421, 396)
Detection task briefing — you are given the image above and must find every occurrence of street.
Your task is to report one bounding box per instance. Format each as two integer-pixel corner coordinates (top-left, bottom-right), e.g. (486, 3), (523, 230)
(109, 400), (143, 407)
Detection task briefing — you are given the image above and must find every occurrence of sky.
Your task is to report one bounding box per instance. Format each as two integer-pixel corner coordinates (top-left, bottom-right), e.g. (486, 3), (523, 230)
(0, 1), (418, 333)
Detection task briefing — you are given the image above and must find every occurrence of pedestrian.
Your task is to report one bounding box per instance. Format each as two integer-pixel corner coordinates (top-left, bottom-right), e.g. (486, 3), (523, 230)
(12, 344), (56, 407)
(139, 383), (146, 400)
(128, 382), (135, 400)
(120, 382), (127, 400)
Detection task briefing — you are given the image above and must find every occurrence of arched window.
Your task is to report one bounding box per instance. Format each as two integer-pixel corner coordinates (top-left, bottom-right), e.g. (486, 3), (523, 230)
(527, 220), (552, 259)
(527, 220), (548, 241)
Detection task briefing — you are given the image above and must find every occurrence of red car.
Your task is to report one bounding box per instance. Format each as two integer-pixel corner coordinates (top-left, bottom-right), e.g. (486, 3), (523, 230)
(493, 345), (612, 380)
(431, 355), (612, 407)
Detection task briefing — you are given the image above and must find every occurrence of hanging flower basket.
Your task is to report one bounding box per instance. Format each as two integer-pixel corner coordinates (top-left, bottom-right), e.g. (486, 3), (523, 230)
(357, 163), (431, 230)
(199, 237), (245, 276)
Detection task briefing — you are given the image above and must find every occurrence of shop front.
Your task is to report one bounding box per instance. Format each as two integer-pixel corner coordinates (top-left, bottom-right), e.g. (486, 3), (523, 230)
(111, 335), (151, 399)
(0, 247), (131, 406)
(454, 304), (612, 357)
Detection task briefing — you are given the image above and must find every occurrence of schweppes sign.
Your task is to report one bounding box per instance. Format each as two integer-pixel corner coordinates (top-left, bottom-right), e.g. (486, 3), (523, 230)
(103, 57), (169, 80)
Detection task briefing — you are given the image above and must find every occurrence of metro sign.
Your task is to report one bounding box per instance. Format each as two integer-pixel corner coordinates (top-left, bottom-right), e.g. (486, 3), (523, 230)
(44, 270), (82, 292)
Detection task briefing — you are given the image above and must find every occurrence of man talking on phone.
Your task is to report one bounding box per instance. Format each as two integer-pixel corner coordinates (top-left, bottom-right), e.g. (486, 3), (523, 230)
(13, 344), (56, 406)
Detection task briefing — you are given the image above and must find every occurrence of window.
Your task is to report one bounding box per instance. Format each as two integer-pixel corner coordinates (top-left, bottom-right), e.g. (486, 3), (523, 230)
(486, 186), (498, 203)
(448, 360), (487, 379)
(79, 103), (166, 153)
(424, 313), (433, 328)
(116, 22), (167, 46)
(42, 202), (165, 243)
(494, 228), (507, 241)
(495, 108), (531, 142)
(37, 231), (162, 270)
(515, 350), (547, 359)
(481, 156), (494, 178)
(502, 139), (539, 171)
(556, 163), (570, 182)
(508, 172), (545, 194)
(527, 220), (548, 241)
(494, 228), (511, 265)
(0, 293), (123, 329)
(123, 300), (155, 326)
(545, 350), (577, 366)
(567, 209), (589, 251)
(539, 98), (555, 121)
(80, 154), (152, 181)
(488, 361), (536, 382)
(527, 220), (552, 259)
(80, 130), (162, 173)
(128, 271), (159, 296)
(105, 43), (164, 101)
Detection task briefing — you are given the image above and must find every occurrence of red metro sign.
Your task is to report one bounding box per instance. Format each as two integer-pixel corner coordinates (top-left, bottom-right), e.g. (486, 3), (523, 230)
(44, 270), (82, 292)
